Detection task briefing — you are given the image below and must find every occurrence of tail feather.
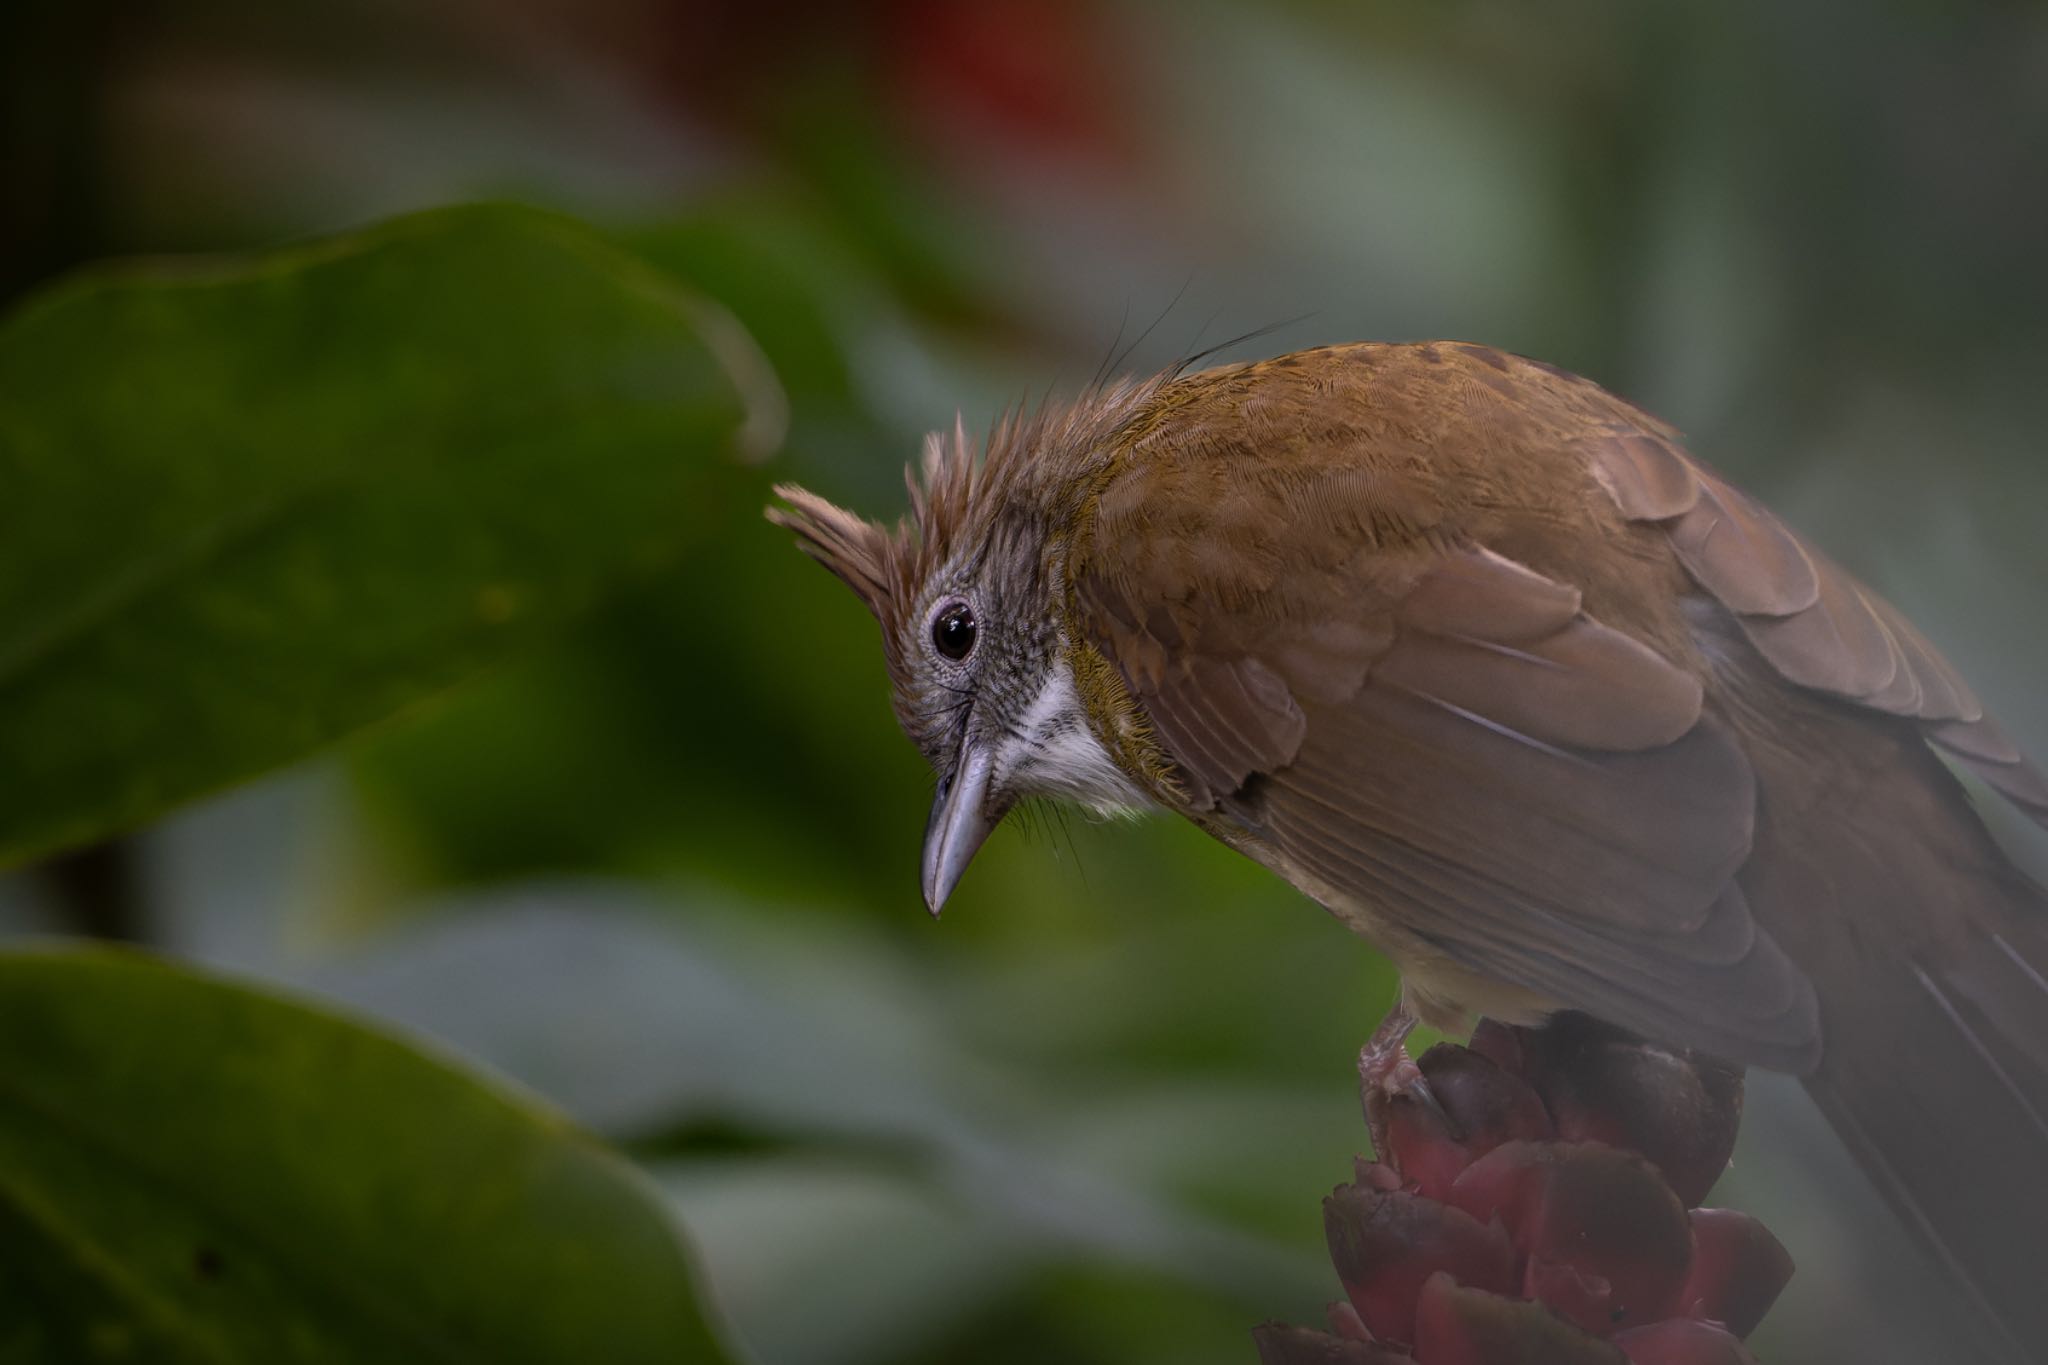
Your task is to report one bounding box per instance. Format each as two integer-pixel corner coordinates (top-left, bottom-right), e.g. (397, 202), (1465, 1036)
(1800, 911), (2048, 1364)
(1744, 709), (2048, 1364)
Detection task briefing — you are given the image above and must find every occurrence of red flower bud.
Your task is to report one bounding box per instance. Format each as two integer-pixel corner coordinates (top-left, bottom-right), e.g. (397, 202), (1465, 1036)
(1411, 1272), (1626, 1365)
(1325, 1185), (1518, 1345)
(1447, 1142), (1693, 1334)
(1612, 1318), (1760, 1364)
(1380, 1087), (1478, 1203)
(1415, 1043), (1554, 1159)
(1510, 1014), (1742, 1208)
(1677, 1210), (1793, 1337)
(1260, 1015), (1791, 1365)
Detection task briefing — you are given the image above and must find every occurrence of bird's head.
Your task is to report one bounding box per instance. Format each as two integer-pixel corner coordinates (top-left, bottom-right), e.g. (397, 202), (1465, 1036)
(769, 398), (1156, 914)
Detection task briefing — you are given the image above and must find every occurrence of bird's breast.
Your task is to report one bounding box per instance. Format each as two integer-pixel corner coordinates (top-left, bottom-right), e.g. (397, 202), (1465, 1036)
(1215, 818), (1563, 1032)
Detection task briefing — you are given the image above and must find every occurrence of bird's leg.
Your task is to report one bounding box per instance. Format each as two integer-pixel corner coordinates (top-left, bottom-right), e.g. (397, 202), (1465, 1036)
(1358, 996), (1435, 1161)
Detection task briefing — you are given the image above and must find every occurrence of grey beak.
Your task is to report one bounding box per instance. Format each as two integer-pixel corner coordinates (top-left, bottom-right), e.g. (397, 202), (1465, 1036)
(921, 743), (996, 916)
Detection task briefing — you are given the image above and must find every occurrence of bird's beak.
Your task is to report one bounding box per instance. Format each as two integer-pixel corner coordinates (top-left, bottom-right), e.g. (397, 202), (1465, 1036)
(922, 742), (997, 916)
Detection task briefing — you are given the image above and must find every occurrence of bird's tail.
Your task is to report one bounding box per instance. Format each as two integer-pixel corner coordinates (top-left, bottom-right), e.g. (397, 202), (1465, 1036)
(1803, 896), (2048, 1363)
(1746, 724), (2048, 1363)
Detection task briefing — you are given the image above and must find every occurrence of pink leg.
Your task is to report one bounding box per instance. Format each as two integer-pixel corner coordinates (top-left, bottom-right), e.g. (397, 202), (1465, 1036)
(1359, 997), (1432, 1159)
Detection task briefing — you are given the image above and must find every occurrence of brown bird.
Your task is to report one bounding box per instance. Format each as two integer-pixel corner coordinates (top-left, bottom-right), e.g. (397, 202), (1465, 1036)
(769, 342), (2048, 1360)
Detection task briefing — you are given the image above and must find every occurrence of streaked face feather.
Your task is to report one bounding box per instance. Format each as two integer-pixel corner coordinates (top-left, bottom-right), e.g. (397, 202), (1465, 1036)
(768, 377), (1165, 827)
(993, 657), (1151, 816)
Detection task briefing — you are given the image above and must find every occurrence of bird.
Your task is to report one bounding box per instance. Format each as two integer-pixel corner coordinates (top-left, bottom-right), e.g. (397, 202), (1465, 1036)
(767, 341), (2048, 1360)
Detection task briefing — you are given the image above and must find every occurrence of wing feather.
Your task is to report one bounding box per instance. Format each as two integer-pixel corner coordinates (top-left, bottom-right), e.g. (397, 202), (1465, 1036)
(1582, 424), (2048, 823)
(1076, 500), (1814, 1065)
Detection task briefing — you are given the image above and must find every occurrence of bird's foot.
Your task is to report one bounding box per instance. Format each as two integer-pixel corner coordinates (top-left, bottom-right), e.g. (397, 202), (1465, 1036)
(1358, 1000), (1434, 1160)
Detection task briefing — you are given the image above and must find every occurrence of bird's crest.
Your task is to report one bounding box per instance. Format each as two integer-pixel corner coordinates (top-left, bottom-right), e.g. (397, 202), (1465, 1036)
(768, 375), (1165, 636)
(767, 415), (983, 638)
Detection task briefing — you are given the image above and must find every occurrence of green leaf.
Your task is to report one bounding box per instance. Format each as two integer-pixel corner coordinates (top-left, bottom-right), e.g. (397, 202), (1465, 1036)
(0, 946), (739, 1364)
(0, 203), (777, 868)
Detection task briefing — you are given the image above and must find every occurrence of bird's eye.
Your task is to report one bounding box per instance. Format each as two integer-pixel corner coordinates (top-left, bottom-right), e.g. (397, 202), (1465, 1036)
(931, 601), (977, 662)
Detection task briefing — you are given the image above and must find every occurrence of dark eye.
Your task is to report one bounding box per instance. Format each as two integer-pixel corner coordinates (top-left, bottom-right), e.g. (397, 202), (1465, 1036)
(931, 601), (977, 662)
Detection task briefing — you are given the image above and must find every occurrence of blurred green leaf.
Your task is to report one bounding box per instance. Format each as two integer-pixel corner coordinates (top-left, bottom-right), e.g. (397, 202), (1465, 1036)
(0, 203), (772, 868)
(291, 888), (1339, 1365)
(625, 201), (872, 422)
(0, 946), (738, 1365)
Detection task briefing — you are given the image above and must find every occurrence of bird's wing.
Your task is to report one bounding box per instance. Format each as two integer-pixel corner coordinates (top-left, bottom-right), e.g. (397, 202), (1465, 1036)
(1068, 359), (1818, 1070)
(1581, 421), (2048, 823)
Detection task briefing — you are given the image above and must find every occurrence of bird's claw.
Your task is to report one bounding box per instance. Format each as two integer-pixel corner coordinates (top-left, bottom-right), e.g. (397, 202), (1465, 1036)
(1358, 1001), (1429, 1160)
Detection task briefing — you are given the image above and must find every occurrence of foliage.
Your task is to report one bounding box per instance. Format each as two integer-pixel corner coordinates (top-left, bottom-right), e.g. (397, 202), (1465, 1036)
(0, 203), (766, 869)
(0, 948), (735, 1364)
(0, 206), (765, 1360)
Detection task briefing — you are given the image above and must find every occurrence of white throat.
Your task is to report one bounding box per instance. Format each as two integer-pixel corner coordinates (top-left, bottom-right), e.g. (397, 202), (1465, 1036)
(993, 658), (1151, 817)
